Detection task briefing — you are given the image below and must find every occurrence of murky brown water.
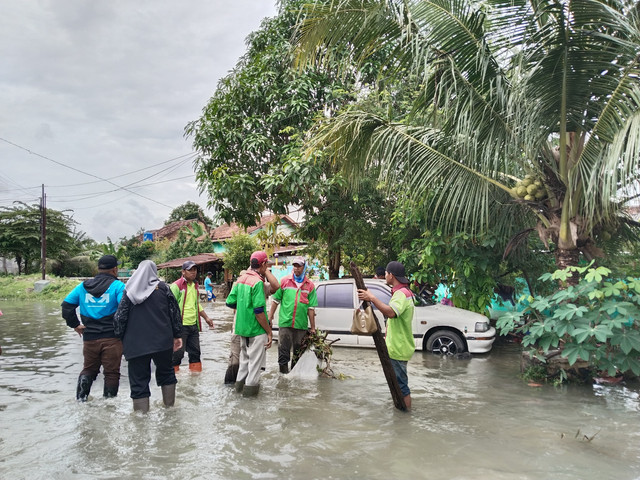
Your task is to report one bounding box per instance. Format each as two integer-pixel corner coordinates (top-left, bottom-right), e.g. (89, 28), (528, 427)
(1, 300), (639, 479)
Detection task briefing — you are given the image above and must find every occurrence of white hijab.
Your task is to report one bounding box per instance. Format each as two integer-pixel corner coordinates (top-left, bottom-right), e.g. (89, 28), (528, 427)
(126, 260), (160, 305)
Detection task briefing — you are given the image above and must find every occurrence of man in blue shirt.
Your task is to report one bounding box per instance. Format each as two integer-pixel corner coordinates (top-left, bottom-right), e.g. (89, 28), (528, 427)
(61, 255), (126, 401)
(204, 271), (216, 302)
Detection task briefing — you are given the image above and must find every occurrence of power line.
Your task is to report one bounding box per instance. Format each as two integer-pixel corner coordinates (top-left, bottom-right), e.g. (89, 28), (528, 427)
(0, 142), (196, 191)
(51, 152), (196, 188)
(0, 136), (177, 209)
(48, 175), (195, 202)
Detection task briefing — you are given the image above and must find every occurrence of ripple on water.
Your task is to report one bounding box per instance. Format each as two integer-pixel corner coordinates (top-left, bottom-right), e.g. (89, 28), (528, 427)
(1, 301), (640, 479)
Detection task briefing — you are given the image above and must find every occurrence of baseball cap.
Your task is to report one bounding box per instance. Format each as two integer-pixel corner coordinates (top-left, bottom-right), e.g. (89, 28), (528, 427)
(386, 261), (409, 284)
(182, 260), (197, 270)
(250, 250), (269, 268)
(98, 255), (118, 269)
(292, 256), (306, 266)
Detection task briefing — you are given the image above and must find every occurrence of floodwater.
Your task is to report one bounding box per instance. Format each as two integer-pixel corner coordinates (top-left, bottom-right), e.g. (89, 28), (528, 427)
(1, 300), (639, 480)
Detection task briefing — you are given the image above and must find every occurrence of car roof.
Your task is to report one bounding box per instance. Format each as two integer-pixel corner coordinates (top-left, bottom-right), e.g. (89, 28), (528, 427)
(315, 278), (390, 288)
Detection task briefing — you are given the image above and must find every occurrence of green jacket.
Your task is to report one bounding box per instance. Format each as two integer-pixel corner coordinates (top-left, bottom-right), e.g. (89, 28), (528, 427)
(272, 274), (317, 330)
(226, 270), (267, 337)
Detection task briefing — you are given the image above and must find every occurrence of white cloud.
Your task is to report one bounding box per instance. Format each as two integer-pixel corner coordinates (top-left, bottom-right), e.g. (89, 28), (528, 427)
(0, 0), (278, 242)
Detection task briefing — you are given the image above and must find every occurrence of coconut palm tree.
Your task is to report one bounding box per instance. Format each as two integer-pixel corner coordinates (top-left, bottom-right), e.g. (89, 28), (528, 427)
(295, 0), (640, 276)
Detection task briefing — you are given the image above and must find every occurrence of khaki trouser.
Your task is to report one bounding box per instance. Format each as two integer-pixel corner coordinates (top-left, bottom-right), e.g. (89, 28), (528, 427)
(236, 334), (268, 387)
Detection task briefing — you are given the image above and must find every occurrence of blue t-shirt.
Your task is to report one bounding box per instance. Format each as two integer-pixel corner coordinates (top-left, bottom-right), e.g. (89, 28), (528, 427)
(204, 277), (213, 291)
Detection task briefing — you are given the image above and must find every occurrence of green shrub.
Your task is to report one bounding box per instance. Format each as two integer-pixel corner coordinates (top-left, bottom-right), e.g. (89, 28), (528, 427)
(497, 263), (640, 379)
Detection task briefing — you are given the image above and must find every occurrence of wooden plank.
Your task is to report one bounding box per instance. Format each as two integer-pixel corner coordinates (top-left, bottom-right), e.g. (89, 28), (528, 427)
(350, 261), (407, 412)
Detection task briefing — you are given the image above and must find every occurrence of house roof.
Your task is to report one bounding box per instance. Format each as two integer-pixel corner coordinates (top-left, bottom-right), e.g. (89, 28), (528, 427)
(210, 213), (298, 241)
(273, 245), (306, 255)
(156, 253), (223, 269)
(147, 219), (207, 241)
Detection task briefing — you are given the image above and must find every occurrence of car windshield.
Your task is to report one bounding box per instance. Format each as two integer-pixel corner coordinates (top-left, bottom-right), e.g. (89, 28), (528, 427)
(414, 294), (436, 307)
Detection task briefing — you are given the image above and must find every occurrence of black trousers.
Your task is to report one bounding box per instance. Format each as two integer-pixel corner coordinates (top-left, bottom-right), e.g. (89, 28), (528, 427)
(127, 348), (176, 399)
(278, 327), (308, 368)
(172, 324), (201, 366)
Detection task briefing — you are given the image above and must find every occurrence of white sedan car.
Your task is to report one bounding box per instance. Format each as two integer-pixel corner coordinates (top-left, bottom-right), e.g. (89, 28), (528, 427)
(272, 279), (496, 355)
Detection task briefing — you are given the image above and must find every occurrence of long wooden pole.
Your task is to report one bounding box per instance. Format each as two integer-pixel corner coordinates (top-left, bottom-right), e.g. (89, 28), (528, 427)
(40, 184), (46, 281)
(350, 261), (407, 411)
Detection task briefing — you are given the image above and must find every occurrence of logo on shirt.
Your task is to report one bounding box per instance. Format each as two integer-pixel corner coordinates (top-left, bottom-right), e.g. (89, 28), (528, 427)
(85, 293), (110, 305)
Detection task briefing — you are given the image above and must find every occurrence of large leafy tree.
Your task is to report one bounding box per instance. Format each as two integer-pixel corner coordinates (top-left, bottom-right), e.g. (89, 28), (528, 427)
(165, 201), (212, 228)
(222, 233), (261, 277)
(185, 0), (392, 278)
(295, 0), (640, 279)
(0, 202), (86, 274)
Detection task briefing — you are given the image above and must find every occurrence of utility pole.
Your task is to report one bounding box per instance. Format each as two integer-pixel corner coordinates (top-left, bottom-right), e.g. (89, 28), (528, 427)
(40, 184), (46, 280)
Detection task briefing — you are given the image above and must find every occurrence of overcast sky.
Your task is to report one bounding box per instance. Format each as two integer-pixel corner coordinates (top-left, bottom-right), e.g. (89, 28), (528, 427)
(0, 1), (279, 243)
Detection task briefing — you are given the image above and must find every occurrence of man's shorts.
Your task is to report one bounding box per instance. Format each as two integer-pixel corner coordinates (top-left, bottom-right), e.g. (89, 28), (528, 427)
(206, 290), (215, 301)
(391, 359), (410, 396)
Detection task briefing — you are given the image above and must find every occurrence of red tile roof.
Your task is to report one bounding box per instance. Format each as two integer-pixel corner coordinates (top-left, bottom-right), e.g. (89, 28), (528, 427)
(147, 219), (208, 242)
(156, 253), (223, 269)
(210, 213), (298, 241)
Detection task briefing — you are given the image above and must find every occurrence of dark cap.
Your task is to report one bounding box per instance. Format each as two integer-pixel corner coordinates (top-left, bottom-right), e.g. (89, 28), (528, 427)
(386, 261), (409, 284)
(250, 250), (269, 268)
(98, 255), (118, 270)
(182, 260), (197, 270)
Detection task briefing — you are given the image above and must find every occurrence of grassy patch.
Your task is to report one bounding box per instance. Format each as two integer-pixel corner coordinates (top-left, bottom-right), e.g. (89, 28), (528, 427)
(0, 274), (82, 301)
(521, 364), (548, 383)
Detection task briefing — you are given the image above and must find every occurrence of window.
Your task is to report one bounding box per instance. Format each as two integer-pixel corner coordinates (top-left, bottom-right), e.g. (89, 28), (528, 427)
(316, 285), (326, 308)
(323, 283), (354, 309)
(365, 283), (392, 312)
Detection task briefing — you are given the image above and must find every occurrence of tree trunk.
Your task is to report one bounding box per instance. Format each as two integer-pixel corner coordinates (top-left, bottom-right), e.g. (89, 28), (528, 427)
(554, 247), (580, 285)
(327, 246), (341, 279)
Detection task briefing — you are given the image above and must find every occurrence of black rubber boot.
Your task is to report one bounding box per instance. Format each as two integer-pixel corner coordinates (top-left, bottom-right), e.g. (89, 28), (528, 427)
(279, 364), (289, 374)
(161, 384), (176, 407)
(234, 379), (245, 393)
(132, 397), (150, 413)
(242, 384), (260, 397)
(76, 375), (93, 402)
(103, 384), (119, 398)
(224, 363), (239, 385)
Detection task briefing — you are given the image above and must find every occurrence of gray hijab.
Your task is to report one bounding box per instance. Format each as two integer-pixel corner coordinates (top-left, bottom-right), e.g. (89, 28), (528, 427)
(126, 260), (160, 305)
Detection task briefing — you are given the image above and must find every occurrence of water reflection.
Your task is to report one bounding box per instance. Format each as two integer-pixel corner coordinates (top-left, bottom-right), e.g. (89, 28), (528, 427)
(1, 300), (639, 479)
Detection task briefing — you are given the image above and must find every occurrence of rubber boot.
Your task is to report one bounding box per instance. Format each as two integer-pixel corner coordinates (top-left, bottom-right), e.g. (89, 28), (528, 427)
(76, 374), (93, 402)
(103, 384), (119, 398)
(224, 363), (239, 385)
(189, 362), (202, 372)
(132, 397), (150, 413)
(279, 364), (289, 374)
(161, 384), (176, 407)
(234, 379), (245, 393)
(242, 384), (260, 397)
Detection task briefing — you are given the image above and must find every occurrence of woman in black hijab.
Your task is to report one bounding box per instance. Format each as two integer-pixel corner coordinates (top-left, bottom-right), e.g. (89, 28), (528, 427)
(114, 260), (182, 412)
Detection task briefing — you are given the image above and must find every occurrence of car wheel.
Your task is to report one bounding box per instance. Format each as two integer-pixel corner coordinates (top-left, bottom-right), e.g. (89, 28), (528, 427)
(426, 330), (465, 355)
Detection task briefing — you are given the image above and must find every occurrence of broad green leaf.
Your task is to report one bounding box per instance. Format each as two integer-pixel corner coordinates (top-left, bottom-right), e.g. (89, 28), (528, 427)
(571, 327), (592, 343)
(562, 343), (591, 365)
(584, 266), (611, 283)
